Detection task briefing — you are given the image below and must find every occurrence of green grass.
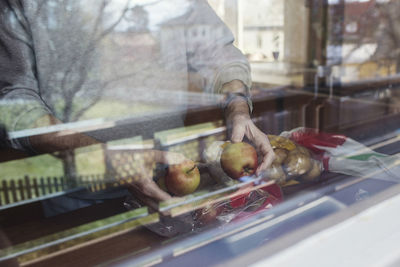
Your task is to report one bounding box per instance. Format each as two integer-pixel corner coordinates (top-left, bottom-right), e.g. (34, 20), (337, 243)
(75, 145), (106, 176)
(80, 100), (165, 120)
(155, 121), (222, 144)
(0, 154), (63, 181)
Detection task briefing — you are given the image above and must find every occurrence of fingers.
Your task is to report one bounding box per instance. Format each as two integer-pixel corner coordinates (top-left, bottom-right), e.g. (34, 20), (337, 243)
(238, 123), (274, 175)
(231, 123), (245, 143)
(144, 180), (172, 201)
(127, 185), (167, 212)
(125, 153), (173, 204)
(228, 115), (275, 175)
(129, 179), (172, 202)
(256, 148), (275, 176)
(255, 133), (275, 175)
(120, 150), (189, 207)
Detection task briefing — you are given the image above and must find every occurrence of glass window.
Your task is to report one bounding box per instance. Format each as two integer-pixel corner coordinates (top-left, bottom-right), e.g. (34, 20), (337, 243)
(0, 0), (399, 266)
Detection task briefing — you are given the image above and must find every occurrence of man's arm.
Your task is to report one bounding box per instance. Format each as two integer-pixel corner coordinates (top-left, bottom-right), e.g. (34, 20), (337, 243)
(221, 80), (275, 175)
(27, 114), (99, 154)
(186, 1), (275, 173)
(0, 3), (105, 155)
(0, 1), (54, 153)
(0, 2), (189, 205)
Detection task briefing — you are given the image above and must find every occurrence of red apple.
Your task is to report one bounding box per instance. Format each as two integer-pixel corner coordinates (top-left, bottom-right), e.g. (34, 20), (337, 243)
(220, 142), (258, 179)
(165, 160), (200, 196)
(195, 203), (224, 225)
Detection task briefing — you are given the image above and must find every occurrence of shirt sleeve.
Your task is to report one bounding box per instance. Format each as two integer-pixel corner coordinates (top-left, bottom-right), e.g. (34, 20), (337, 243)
(0, 1), (51, 150)
(186, 0), (252, 96)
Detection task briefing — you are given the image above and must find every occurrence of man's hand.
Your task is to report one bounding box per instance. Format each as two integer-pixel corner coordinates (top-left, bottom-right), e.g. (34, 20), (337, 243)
(122, 150), (186, 205)
(222, 81), (275, 175)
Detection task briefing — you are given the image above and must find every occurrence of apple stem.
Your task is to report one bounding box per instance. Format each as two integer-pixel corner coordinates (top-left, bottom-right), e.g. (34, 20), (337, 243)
(187, 165), (197, 174)
(244, 167), (253, 174)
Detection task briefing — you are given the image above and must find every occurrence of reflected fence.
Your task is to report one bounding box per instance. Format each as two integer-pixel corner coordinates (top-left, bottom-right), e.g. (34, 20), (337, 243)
(0, 128), (229, 207)
(0, 175), (109, 206)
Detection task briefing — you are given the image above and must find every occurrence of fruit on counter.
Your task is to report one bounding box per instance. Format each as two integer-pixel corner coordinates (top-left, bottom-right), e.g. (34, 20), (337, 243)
(296, 145), (311, 157)
(265, 163), (287, 184)
(283, 149), (312, 177)
(220, 142), (258, 179)
(194, 204), (224, 225)
(165, 160), (200, 196)
(204, 136), (322, 185)
(300, 159), (322, 182)
(267, 135), (297, 151)
(262, 136), (320, 183)
(273, 148), (288, 165)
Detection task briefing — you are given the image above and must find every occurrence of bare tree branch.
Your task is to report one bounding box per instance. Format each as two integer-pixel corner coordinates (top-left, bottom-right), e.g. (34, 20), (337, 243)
(71, 92), (103, 121)
(59, 0), (132, 108)
(35, 0), (48, 16)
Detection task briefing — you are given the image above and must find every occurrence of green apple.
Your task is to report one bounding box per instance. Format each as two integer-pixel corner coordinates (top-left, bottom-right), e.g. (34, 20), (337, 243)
(220, 142), (258, 179)
(165, 160), (200, 196)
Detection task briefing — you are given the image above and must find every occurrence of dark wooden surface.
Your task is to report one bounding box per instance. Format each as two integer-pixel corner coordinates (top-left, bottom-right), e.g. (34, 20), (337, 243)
(329, 112), (400, 141)
(0, 196), (127, 245)
(24, 227), (165, 267)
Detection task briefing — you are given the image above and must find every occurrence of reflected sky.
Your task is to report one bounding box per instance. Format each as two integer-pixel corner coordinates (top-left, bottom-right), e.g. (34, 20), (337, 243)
(106, 0), (191, 31)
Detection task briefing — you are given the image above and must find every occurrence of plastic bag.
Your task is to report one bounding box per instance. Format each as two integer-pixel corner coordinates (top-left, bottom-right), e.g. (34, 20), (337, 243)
(266, 135), (324, 184)
(193, 183), (283, 226)
(124, 195), (196, 237)
(124, 182), (282, 236)
(281, 127), (400, 183)
(203, 138), (324, 186)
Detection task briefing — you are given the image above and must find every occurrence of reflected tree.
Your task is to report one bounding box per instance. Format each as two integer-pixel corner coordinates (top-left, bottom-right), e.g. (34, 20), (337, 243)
(372, 0), (400, 72)
(126, 5), (149, 33)
(36, 0), (132, 122)
(32, 0), (136, 179)
(340, 0), (400, 73)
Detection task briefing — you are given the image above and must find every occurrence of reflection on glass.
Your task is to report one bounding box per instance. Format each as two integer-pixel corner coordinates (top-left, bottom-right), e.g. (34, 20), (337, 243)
(327, 0), (400, 82)
(0, 0), (400, 266)
(0, 207), (156, 263)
